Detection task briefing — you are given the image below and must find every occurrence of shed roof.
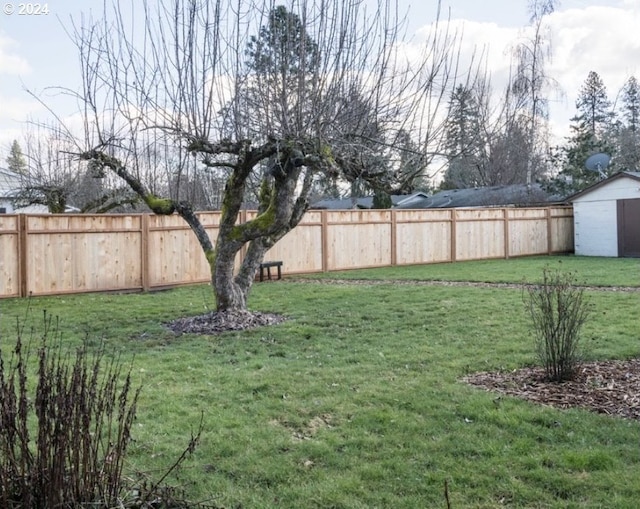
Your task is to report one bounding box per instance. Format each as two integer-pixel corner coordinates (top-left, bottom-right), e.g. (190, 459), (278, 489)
(568, 171), (640, 202)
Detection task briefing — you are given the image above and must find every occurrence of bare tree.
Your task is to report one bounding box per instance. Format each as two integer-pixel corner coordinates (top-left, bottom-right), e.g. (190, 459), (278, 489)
(10, 126), (137, 213)
(451, 1), (557, 191)
(12, 127), (94, 212)
(60, 0), (477, 312)
(440, 73), (535, 189)
(509, 0), (558, 187)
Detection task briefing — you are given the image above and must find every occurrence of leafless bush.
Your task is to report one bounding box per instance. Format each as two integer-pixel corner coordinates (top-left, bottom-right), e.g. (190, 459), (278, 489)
(0, 312), (204, 508)
(524, 268), (591, 382)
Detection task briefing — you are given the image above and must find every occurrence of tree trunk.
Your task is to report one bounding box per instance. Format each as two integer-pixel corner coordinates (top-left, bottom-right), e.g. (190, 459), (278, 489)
(212, 235), (275, 312)
(212, 240), (247, 312)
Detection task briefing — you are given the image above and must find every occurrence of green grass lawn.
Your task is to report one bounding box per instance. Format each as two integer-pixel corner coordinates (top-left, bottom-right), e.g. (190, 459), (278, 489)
(0, 256), (639, 508)
(303, 254), (640, 287)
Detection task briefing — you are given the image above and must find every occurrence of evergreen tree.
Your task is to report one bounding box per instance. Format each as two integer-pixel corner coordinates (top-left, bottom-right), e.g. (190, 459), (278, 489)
(371, 189), (392, 209)
(574, 71), (613, 136)
(237, 5), (321, 138)
(614, 76), (640, 171)
(246, 5), (320, 76)
(6, 140), (27, 175)
(620, 76), (640, 132)
(442, 84), (483, 188)
(243, 6), (407, 206)
(547, 71), (616, 195)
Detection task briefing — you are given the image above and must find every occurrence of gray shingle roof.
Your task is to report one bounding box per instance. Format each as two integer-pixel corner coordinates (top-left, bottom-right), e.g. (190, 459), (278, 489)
(311, 195), (411, 209)
(311, 185), (562, 210)
(396, 184), (563, 209)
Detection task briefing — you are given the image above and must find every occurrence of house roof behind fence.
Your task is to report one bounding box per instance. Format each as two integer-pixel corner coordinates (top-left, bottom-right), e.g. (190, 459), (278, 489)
(395, 184), (563, 209)
(311, 194), (414, 209)
(311, 185), (563, 210)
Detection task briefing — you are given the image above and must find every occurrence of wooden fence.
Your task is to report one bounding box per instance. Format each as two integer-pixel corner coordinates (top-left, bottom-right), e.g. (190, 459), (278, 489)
(0, 206), (574, 298)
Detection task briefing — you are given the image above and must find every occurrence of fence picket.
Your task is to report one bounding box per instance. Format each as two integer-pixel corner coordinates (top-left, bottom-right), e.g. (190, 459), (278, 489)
(0, 206), (574, 298)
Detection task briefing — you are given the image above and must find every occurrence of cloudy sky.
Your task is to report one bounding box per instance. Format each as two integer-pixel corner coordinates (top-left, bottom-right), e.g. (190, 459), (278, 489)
(0, 0), (639, 161)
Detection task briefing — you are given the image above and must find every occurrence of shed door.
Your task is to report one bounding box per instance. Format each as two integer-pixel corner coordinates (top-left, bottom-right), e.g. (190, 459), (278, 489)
(617, 198), (640, 257)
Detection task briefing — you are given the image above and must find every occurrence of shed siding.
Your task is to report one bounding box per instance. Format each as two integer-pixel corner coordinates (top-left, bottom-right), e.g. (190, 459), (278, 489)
(0, 199), (13, 213)
(572, 176), (640, 203)
(571, 175), (640, 257)
(573, 201), (618, 256)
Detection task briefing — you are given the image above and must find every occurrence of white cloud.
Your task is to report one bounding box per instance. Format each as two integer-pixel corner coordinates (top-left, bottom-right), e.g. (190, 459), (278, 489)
(0, 34), (31, 75)
(2, 1), (639, 153)
(546, 5), (640, 137)
(0, 93), (46, 160)
(0, 93), (44, 121)
(411, 18), (518, 82)
(549, 6), (640, 92)
(405, 4), (640, 141)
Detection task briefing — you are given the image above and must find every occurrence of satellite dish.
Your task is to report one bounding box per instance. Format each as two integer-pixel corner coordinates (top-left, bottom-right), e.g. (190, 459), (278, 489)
(585, 153), (611, 179)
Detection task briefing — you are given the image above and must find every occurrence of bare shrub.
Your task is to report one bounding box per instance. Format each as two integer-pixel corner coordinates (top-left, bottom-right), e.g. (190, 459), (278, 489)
(524, 268), (591, 382)
(0, 312), (203, 508)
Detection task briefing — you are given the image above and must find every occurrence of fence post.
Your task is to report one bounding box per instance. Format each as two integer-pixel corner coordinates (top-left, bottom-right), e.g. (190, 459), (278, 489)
(450, 209), (457, 262)
(546, 207), (553, 255)
(18, 214), (28, 298)
(503, 208), (510, 259)
(321, 210), (328, 272)
(390, 210), (397, 267)
(141, 213), (150, 292)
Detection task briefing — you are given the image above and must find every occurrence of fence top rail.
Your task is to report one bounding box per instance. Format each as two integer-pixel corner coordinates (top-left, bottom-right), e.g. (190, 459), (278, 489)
(1, 205), (574, 299)
(1, 205), (571, 217)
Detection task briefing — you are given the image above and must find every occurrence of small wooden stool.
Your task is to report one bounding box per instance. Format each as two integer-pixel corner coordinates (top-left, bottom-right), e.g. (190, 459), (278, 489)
(259, 261), (283, 281)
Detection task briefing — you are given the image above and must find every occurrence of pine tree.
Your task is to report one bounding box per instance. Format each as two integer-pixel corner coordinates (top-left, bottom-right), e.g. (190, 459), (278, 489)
(547, 71), (616, 194)
(6, 140), (27, 175)
(240, 5), (321, 138)
(620, 76), (640, 132)
(574, 71), (613, 136)
(614, 76), (640, 171)
(442, 84), (483, 188)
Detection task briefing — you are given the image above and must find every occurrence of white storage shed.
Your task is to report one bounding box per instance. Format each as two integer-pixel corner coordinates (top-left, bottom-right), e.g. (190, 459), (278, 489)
(571, 171), (640, 257)
(0, 167), (23, 213)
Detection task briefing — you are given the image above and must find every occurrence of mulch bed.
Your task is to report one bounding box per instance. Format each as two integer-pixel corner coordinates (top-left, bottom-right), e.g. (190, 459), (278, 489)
(166, 310), (287, 335)
(463, 359), (640, 421)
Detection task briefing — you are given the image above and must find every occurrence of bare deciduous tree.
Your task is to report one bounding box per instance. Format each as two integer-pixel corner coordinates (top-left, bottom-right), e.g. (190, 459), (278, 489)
(10, 126), (137, 213)
(59, 0), (477, 312)
(509, 0), (558, 187)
